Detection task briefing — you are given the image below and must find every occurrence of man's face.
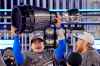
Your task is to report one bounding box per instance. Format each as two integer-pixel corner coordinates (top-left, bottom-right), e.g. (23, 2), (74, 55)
(55, 15), (62, 28)
(31, 39), (44, 53)
(76, 39), (86, 53)
(4, 49), (13, 56)
(69, 14), (80, 21)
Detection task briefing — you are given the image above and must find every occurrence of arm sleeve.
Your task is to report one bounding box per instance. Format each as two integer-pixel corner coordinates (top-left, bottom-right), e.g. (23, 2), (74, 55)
(13, 35), (25, 64)
(54, 39), (67, 63)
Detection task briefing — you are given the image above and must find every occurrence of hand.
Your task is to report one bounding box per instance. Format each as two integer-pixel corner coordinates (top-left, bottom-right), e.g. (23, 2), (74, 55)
(10, 25), (16, 36)
(10, 25), (24, 37)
